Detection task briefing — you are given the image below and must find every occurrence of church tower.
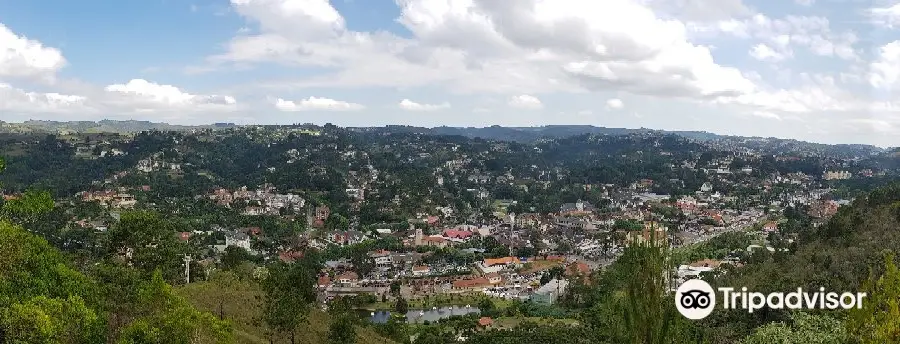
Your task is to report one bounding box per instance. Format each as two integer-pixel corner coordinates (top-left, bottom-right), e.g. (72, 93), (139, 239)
(413, 223), (423, 246)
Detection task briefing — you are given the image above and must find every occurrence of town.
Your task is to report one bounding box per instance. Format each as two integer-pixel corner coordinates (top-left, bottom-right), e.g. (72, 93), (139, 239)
(1, 124), (892, 332)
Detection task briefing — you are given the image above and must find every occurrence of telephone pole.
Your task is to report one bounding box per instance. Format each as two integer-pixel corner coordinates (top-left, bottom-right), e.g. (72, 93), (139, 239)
(183, 254), (192, 284)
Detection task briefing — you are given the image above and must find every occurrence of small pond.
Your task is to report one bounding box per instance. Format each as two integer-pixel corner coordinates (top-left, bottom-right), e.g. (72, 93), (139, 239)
(363, 306), (481, 324)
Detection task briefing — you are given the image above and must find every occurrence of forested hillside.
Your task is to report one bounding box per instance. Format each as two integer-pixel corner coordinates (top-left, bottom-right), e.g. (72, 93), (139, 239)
(0, 220), (232, 343)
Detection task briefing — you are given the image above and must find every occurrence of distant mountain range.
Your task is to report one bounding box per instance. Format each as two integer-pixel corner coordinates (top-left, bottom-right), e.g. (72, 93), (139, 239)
(0, 120), (236, 134)
(0, 120), (890, 154)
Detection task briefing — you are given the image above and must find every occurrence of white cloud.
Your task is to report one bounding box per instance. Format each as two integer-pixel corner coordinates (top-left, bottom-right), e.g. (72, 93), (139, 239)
(213, 0), (760, 100)
(606, 98), (624, 109)
(870, 4), (900, 28)
(751, 110), (782, 120)
(508, 95), (543, 109)
(398, 99), (450, 111)
(0, 83), (89, 113)
(104, 79), (237, 112)
(869, 41), (900, 90)
(692, 14), (859, 61)
(643, 0), (751, 22)
(749, 43), (789, 62)
(275, 96), (364, 111)
(0, 24), (66, 81)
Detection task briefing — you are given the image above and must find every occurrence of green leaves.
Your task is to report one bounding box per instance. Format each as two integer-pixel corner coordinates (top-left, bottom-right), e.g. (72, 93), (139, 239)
(742, 312), (846, 344)
(328, 314), (357, 344)
(846, 253), (900, 344)
(106, 211), (187, 281)
(261, 260), (318, 340)
(0, 295), (105, 344)
(116, 270), (234, 344)
(1, 189), (55, 227)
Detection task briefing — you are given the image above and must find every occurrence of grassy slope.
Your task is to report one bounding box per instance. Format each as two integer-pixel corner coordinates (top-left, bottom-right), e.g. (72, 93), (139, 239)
(177, 279), (396, 344)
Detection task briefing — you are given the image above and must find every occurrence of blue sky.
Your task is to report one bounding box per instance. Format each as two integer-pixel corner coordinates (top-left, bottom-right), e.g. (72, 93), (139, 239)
(0, 0), (899, 147)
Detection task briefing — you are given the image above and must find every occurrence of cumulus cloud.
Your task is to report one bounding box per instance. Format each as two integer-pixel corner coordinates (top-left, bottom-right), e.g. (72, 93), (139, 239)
(606, 98), (624, 109)
(0, 83), (90, 113)
(508, 95), (543, 109)
(398, 99), (450, 111)
(0, 24), (66, 81)
(103, 79), (237, 113)
(870, 4), (900, 28)
(212, 0), (762, 101)
(749, 43), (790, 62)
(751, 110), (782, 120)
(274, 96), (364, 111)
(691, 14), (858, 60)
(869, 41), (900, 90)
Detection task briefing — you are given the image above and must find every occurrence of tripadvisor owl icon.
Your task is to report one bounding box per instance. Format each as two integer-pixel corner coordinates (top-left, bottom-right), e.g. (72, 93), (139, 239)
(676, 279), (716, 320)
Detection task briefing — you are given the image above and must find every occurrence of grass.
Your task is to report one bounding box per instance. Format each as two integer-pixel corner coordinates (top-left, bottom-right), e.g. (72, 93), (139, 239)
(493, 317), (579, 329)
(519, 260), (563, 274)
(177, 277), (396, 344)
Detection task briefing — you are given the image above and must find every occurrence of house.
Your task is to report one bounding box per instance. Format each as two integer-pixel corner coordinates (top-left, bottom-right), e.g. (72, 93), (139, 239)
(477, 317), (494, 329)
(238, 227), (262, 236)
(178, 232), (191, 242)
(762, 221), (778, 233)
(559, 200), (596, 216)
(369, 250), (393, 269)
(325, 258), (353, 270)
(315, 206), (331, 221)
(278, 250), (304, 263)
(420, 236), (449, 248)
(333, 231), (367, 246)
(225, 232), (251, 251)
(675, 260), (722, 285)
(484, 257), (520, 268)
(484, 272), (502, 284)
(442, 229), (474, 240)
(335, 271), (360, 287)
(478, 257), (521, 274)
(317, 276), (332, 289)
(451, 277), (492, 292)
(412, 265), (431, 276)
(530, 279), (569, 305)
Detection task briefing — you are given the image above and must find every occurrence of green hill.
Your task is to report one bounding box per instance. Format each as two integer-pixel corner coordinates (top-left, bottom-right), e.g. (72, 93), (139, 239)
(177, 278), (397, 344)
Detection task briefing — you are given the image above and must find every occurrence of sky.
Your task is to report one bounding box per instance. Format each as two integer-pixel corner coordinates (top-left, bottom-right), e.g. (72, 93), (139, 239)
(1, 0), (899, 147)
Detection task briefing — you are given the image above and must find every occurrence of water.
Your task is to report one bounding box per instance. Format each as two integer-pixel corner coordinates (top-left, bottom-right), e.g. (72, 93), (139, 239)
(365, 306), (481, 324)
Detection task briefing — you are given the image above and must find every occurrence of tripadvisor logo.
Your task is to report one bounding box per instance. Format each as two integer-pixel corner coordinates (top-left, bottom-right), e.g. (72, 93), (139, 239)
(674, 279), (867, 320)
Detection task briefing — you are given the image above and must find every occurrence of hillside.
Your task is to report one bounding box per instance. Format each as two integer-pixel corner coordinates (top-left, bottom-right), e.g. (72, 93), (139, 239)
(695, 182), (900, 343)
(177, 277), (397, 344)
(0, 220), (232, 343)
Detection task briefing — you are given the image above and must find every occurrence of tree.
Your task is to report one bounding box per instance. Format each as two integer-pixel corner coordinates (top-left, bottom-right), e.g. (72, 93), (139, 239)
(742, 312), (846, 344)
(116, 270), (233, 344)
(846, 252), (900, 343)
(395, 297), (409, 314)
(477, 298), (497, 318)
(1, 189), (55, 228)
(0, 295), (105, 344)
(390, 281), (401, 297)
(221, 246), (252, 271)
(261, 260), (318, 344)
(105, 211), (186, 281)
(328, 314), (356, 344)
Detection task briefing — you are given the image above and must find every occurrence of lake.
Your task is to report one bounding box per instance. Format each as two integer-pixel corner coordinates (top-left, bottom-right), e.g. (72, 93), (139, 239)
(364, 306), (481, 324)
